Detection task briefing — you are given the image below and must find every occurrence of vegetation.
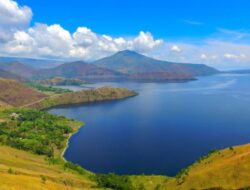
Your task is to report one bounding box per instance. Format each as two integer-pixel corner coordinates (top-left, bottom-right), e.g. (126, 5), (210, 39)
(0, 108), (81, 157)
(0, 145), (95, 190)
(95, 173), (135, 190)
(27, 86), (138, 109)
(0, 79), (47, 107)
(64, 161), (87, 175)
(38, 77), (89, 86)
(27, 81), (72, 94)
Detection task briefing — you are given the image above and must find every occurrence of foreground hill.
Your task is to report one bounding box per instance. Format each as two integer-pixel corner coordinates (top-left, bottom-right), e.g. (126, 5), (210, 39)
(0, 146), (97, 190)
(0, 79), (47, 107)
(158, 143), (250, 189)
(129, 144), (250, 190)
(93, 50), (219, 80)
(0, 79), (137, 110)
(26, 86), (137, 109)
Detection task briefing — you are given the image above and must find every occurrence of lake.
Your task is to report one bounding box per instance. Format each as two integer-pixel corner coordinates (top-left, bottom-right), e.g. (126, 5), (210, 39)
(48, 74), (250, 176)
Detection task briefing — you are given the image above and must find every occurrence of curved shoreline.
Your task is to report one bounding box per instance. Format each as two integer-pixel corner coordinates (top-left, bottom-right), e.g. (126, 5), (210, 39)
(61, 123), (84, 162)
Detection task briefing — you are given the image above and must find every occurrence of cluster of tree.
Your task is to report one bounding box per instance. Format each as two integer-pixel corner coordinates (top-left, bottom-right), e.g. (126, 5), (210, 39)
(27, 82), (72, 94)
(95, 173), (135, 190)
(0, 108), (73, 157)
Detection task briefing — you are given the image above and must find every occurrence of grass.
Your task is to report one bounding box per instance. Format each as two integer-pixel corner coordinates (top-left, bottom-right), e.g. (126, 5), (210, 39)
(158, 143), (250, 189)
(0, 79), (48, 107)
(26, 86), (137, 109)
(26, 81), (73, 94)
(0, 145), (97, 190)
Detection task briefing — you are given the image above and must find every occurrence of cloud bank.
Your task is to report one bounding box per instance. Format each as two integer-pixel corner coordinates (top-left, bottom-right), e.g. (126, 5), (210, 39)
(1, 0), (250, 69)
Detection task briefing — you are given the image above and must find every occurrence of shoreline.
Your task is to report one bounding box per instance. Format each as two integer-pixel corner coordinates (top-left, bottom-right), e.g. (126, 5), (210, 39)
(60, 122), (84, 162)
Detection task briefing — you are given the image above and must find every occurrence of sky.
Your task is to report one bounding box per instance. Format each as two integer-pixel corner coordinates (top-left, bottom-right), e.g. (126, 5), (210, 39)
(1, 0), (250, 69)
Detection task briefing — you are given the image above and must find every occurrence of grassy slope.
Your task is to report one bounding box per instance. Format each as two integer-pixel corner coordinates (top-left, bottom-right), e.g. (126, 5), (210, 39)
(130, 144), (250, 190)
(27, 86), (137, 109)
(0, 79), (47, 107)
(163, 143), (250, 189)
(0, 146), (98, 190)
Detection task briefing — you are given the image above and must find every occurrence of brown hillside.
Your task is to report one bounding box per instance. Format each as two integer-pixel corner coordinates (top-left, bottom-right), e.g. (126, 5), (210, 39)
(0, 79), (48, 107)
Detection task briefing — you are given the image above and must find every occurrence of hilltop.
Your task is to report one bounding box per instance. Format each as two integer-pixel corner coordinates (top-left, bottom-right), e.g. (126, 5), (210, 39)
(93, 50), (219, 81)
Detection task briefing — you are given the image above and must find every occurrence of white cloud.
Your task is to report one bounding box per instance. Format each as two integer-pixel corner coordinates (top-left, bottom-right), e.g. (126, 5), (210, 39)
(131, 31), (163, 52)
(0, 0), (32, 41)
(1, 1), (250, 70)
(224, 53), (247, 60)
(200, 54), (208, 59)
(170, 45), (182, 53)
(1, 23), (163, 60)
(224, 53), (238, 59)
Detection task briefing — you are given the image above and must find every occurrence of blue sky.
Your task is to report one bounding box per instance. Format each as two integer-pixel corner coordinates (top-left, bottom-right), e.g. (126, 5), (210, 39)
(17, 0), (250, 39)
(1, 0), (250, 69)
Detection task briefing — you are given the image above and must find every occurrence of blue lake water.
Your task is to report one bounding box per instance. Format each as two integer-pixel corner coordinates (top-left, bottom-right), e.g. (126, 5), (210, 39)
(48, 74), (250, 176)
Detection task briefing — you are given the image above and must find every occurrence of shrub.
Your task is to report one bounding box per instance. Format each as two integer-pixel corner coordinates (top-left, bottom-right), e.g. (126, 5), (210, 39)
(0, 108), (74, 157)
(64, 161), (86, 175)
(95, 173), (135, 190)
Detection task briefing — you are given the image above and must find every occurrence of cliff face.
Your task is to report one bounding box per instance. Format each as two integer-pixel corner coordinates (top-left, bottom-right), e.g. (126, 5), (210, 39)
(27, 86), (138, 109)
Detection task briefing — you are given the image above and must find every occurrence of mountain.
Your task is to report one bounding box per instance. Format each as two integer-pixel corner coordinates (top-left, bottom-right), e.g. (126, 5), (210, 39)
(93, 50), (219, 80)
(36, 61), (127, 81)
(227, 69), (250, 74)
(0, 51), (219, 82)
(0, 62), (36, 79)
(0, 68), (23, 80)
(0, 56), (63, 69)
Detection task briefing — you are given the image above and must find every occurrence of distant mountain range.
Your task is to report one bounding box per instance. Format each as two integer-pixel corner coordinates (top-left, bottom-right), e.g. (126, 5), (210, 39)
(94, 50), (218, 76)
(0, 69), (23, 81)
(0, 50), (221, 82)
(35, 61), (127, 81)
(0, 57), (63, 69)
(0, 62), (36, 79)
